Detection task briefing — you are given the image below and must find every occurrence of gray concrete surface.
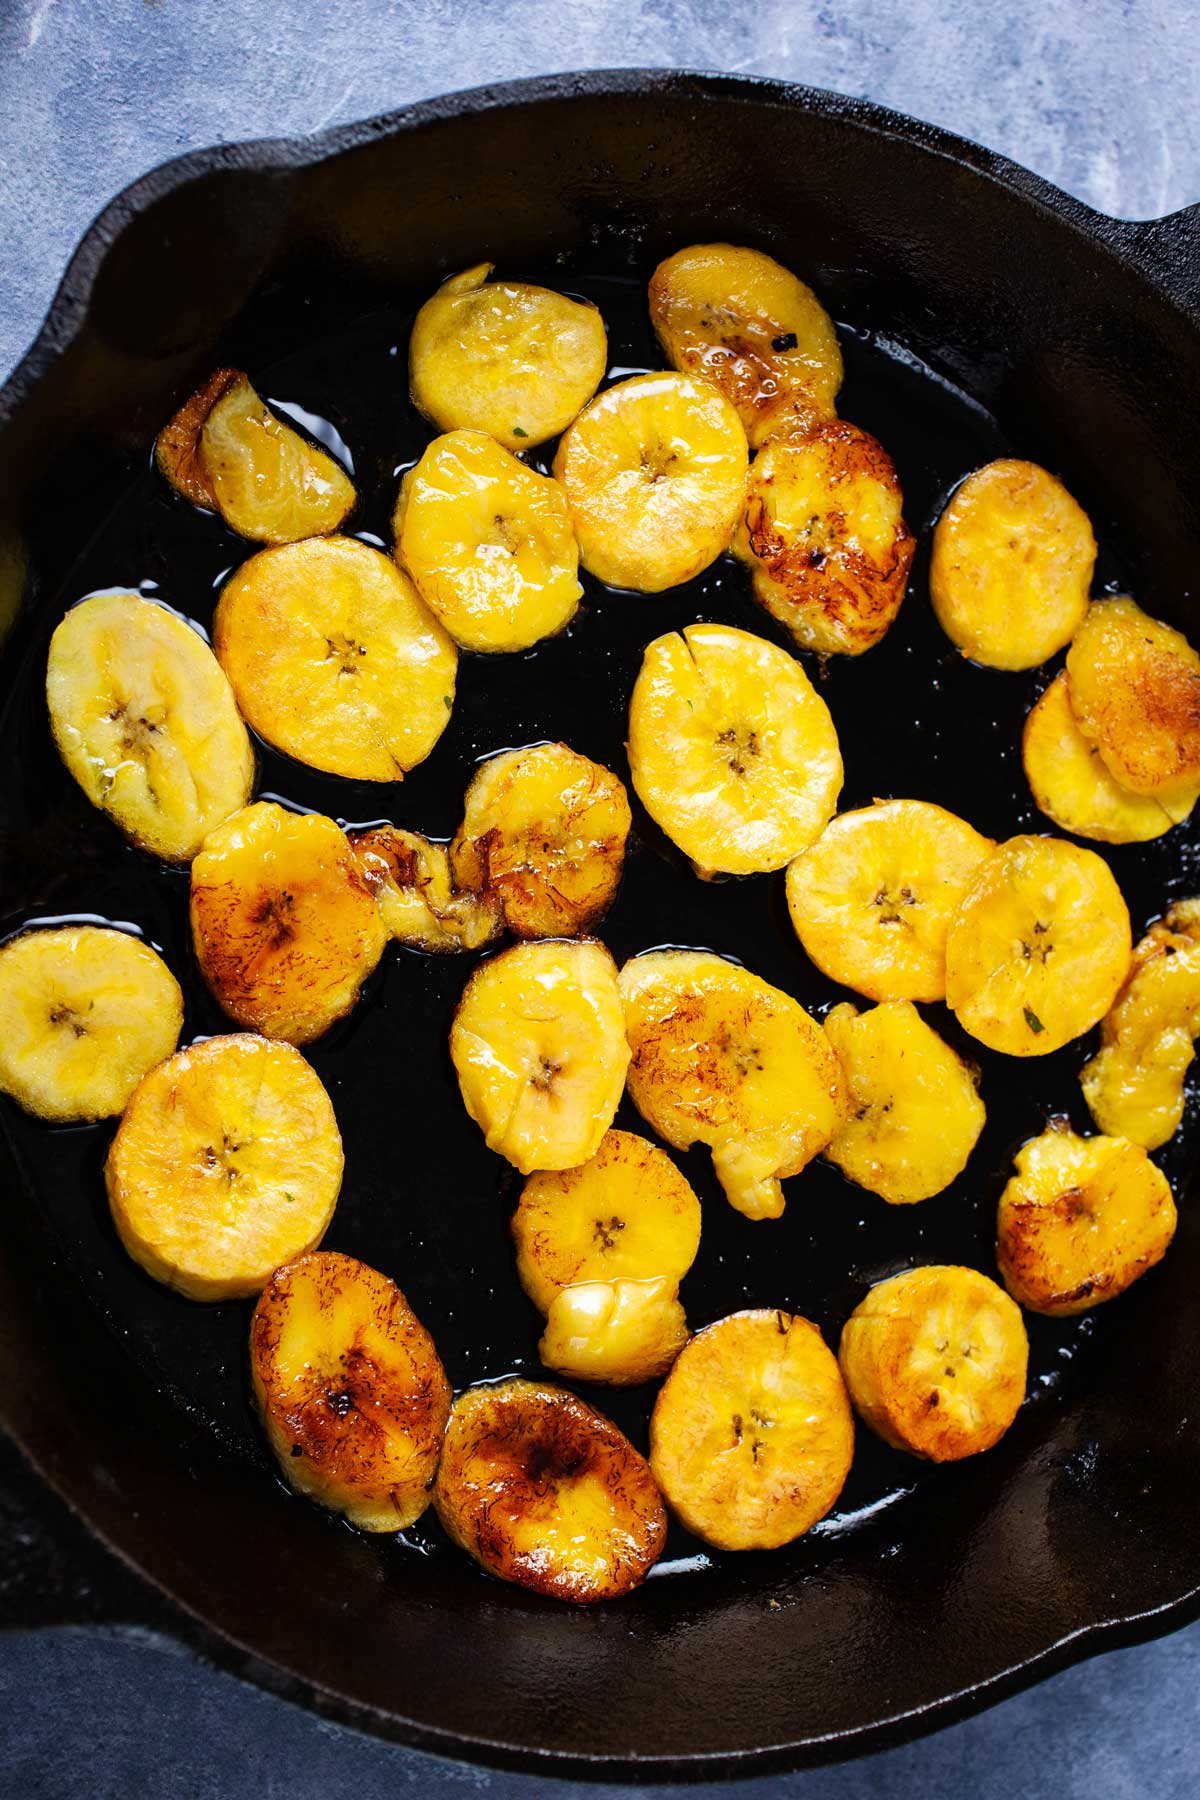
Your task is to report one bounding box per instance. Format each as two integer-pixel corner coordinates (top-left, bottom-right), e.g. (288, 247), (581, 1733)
(2, 0), (1200, 382)
(2, 1), (1200, 1794)
(4, 1621), (1200, 1800)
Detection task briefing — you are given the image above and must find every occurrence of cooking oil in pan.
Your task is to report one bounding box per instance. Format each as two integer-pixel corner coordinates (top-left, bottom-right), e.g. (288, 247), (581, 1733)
(0, 260), (1187, 1581)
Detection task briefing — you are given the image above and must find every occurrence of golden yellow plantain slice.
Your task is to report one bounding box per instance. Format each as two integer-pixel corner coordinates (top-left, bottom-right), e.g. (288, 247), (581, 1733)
(619, 949), (845, 1219)
(1066, 596), (1200, 794)
(649, 1309), (854, 1550)
(839, 1266), (1028, 1461)
(628, 622), (842, 877)
(996, 1122), (1176, 1315)
(433, 1378), (666, 1602)
(538, 1277), (690, 1386)
(929, 459), (1095, 669)
(648, 243), (843, 447)
(449, 938), (629, 1173)
(394, 430), (582, 652)
(348, 825), (501, 953)
(734, 419), (914, 656)
(250, 1249), (451, 1531)
(451, 741), (631, 938)
(46, 590), (254, 862)
(513, 1128), (701, 1313)
(409, 263), (607, 450)
(552, 372), (748, 591)
(1080, 902), (1200, 1148)
(213, 536), (456, 782)
(190, 802), (388, 1045)
(785, 799), (994, 1002)
(106, 1033), (343, 1301)
(0, 926), (182, 1123)
(158, 370), (356, 542)
(514, 1129), (699, 1386)
(944, 834), (1130, 1055)
(1023, 671), (1200, 843)
(823, 1001), (985, 1204)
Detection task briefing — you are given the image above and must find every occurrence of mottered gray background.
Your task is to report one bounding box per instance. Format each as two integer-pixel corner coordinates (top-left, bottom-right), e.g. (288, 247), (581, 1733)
(3, 0), (1200, 378)
(1, 1), (1199, 1794)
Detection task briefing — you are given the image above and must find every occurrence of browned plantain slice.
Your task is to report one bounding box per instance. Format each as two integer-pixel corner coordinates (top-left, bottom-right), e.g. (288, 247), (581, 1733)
(648, 243), (843, 447)
(190, 802), (388, 1045)
(433, 1378), (667, 1601)
(451, 742), (631, 939)
(349, 824), (502, 953)
(734, 419), (914, 656)
(1023, 671), (1200, 843)
(154, 368), (240, 506)
(1066, 596), (1200, 795)
(251, 1250), (451, 1531)
(996, 1122), (1177, 1315)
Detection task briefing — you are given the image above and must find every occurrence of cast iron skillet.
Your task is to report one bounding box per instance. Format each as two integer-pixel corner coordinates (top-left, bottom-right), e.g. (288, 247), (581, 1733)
(1, 70), (1200, 1781)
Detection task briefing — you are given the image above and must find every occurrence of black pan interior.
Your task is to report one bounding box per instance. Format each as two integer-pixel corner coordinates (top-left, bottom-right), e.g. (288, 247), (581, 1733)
(0, 256), (1192, 1536)
(1, 76), (1199, 1776)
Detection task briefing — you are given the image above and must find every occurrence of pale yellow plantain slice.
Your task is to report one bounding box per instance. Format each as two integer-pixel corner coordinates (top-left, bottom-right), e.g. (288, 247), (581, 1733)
(1023, 671), (1200, 843)
(196, 373), (354, 542)
(649, 1309), (854, 1550)
(996, 1122), (1176, 1315)
(539, 1277), (690, 1386)
(944, 834), (1131, 1055)
(553, 371), (748, 591)
(394, 430), (581, 652)
(648, 243), (843, 447)
(628, 622), (842, 877)
(158, 369), (355, 541)
(619, 949), (845, 1220)
(1066, 595), (1200, 794)
(433, 1378), (666, 1602)
(409, 263), (607, 450)
(929, 459), (1095, 669)
(1080, 901), (1200, 1148)
(734, 419), (914, 656)
(190, 802), (388, 1045)
(250, 1250), (451, 1530)
(449, 938), (629, 1173)
(0, 925), (182, 1123)
(46, 590), (254, 862)
(106, 1033), (343, 1301)
(214, 536), (457, 781)
(839, 1266), (1028, 1461)
(451, 741), (631, 938)
(823, 1000), (985, 1204)
(785, 799), (994, 1002)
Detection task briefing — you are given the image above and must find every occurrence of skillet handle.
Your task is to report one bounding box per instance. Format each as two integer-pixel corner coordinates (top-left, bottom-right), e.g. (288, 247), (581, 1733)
(1121, 201), (1200, 316)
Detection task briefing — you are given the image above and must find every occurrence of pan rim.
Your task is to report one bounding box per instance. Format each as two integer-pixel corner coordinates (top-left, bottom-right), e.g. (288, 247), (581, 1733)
(0, 65), (1170, 431)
